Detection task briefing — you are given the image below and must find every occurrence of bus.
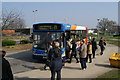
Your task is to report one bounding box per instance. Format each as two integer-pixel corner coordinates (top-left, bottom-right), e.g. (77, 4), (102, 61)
(30, 22), (88, 61)
(66, 25), (88, 51)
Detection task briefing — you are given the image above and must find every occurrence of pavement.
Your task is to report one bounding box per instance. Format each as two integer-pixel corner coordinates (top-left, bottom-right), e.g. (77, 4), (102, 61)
(10, 44), (119, 79)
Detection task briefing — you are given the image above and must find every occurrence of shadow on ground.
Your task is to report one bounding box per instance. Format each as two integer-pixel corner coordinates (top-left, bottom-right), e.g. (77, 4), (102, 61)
(95, 63), (118, 69)
(63, 66), (81, 70)
(6, 50), (46, 64)
(15, 77), (118, 80)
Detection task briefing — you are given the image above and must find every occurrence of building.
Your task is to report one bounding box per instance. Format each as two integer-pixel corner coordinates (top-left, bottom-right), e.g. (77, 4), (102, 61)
(2, 27), (32, 35)
(88, 29), (98, 35)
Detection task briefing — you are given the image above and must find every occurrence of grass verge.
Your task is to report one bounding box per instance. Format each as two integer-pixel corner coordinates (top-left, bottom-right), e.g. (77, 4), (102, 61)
(106, 40), (120, 47)
(98, 69), (120, 78)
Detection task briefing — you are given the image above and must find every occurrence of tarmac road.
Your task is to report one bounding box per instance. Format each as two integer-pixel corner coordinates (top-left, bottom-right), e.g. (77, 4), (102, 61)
(6, 50), (45, 74)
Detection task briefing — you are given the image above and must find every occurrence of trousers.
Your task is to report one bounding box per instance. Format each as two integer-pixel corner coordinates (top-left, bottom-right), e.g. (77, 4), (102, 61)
(80, 58), (87, 69)
(51, 70), (61, 80)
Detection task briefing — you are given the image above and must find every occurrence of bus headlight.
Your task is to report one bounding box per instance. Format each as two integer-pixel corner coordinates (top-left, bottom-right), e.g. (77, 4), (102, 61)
(33, 45), (38, 48)
(45, 50), (47, 53)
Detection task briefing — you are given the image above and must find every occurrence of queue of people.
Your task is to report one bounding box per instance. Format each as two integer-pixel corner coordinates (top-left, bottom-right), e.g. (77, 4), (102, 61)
(1, 37), (106, 80)
(45, 37), (106, 70)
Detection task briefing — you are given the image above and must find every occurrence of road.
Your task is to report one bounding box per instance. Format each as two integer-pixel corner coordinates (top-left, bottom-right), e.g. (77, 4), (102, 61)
(6, 50), (45, 74)
(5, 43), (119, 79)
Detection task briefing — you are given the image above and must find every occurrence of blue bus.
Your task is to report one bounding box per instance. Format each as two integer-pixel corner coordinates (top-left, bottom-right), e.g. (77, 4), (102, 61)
(31, 22), (88, 61)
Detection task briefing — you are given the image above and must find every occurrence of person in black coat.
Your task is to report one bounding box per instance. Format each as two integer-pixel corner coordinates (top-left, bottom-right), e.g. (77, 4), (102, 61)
(48, 42), (62, 80)
(69, 40), (79, 63)
(91, 38), (97, 58)
(0, 50), (13, 80)
(99, 37), (106, 55)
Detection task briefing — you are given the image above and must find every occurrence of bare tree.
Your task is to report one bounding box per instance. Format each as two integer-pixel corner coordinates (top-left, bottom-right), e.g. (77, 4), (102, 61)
(2, 10), (26, 30)
(97, 18), (117, 35)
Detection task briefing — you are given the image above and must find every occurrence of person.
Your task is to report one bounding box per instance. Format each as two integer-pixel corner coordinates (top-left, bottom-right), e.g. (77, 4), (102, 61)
(79, 39), (87, 70)
(69, 39), (79, 63)
(91, 38), (97, 58)
(56, 35), (63, 48)
(44, 41), (53, 70)
(103, 40), (106, 47)
(99, 37), (106, 55)
(66, 39), (72, 62)
(48, 42), (62, 80)
(86, 41), (92, 63)
(0, 50), (14, 80)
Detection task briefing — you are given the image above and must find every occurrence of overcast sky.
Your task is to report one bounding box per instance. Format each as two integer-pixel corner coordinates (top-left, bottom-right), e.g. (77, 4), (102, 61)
(2, 2), (118, 29)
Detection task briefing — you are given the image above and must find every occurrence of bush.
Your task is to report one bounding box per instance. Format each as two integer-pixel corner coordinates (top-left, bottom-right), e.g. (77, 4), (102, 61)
(2, 40), (16, 46)
(20, 39), (32, 44)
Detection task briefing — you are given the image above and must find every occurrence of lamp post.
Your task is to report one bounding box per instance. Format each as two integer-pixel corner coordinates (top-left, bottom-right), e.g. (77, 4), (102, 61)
(33, 10), (38, 23)
(105, 28), (108, 35)
(97, 18), (100, 38)
(30, 10), (38, 34)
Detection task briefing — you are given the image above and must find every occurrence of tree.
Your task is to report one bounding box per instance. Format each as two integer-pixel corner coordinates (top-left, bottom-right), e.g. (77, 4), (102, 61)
(2, 10), (26, 30)
(96, 18), (117, 35)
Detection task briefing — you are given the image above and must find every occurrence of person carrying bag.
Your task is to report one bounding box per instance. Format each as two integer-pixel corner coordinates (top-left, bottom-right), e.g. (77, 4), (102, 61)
(48, 42), (62, 80)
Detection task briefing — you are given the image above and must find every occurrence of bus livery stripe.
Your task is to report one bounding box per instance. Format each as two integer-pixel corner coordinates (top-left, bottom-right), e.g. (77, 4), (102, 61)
(70, 25), (77, 30)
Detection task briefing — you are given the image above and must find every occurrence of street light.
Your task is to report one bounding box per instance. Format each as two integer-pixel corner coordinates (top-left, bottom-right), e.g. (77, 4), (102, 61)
(97, 18), (100, 38)
(33, 10), (38, 23)
(105, 28), (108, 35)
(31, 10), (38, 34)
(97, 19), (100, 22)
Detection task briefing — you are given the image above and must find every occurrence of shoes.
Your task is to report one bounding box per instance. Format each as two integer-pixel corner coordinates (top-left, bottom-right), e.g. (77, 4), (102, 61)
(83, 68), (86, 70)
(44, 66), (47, 70)
(68, 61), (71, 63)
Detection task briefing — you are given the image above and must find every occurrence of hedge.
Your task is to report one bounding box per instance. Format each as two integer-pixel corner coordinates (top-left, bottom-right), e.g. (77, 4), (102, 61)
(2, 40), (16, 46)
(20, 39), (32, 44)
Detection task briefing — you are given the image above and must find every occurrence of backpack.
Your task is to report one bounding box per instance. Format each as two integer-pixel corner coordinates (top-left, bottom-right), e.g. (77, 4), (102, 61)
(51, 47), (62, 59)
(99, 40), (103, 46)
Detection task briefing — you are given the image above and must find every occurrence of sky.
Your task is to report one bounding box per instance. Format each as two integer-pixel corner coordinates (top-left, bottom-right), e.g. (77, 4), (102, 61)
(118, 2), (120, 26)
(2, 2), (118, 29)
(2, 0), (120, 2)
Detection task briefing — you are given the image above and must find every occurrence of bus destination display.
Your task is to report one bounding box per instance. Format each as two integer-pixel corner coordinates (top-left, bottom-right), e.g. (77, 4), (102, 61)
(34, 24), (61, 30)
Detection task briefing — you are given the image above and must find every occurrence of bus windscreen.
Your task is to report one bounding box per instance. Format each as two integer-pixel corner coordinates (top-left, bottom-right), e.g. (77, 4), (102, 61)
(33, 24), (61, 30)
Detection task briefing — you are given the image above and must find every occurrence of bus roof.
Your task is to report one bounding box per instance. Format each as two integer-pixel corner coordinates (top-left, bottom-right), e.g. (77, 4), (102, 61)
(33, 22), (67, 25)
(33, 23), (87, 31)
(70, 25), (87, 30)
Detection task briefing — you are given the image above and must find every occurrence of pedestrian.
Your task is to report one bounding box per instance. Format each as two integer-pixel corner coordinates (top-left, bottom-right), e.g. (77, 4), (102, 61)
(66, 39), (72, 62)
(103, 40), (106, 47)
(86, 41), (92, 63)
(44, 41), (53, 70)
(79, 39), (87, 70)
(99, 37), (106, 55)
(69, 39), (79, 63)
(91, 38), (97, 58)
(0, 50), (14, 80)
(48, 42), (62, 80)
